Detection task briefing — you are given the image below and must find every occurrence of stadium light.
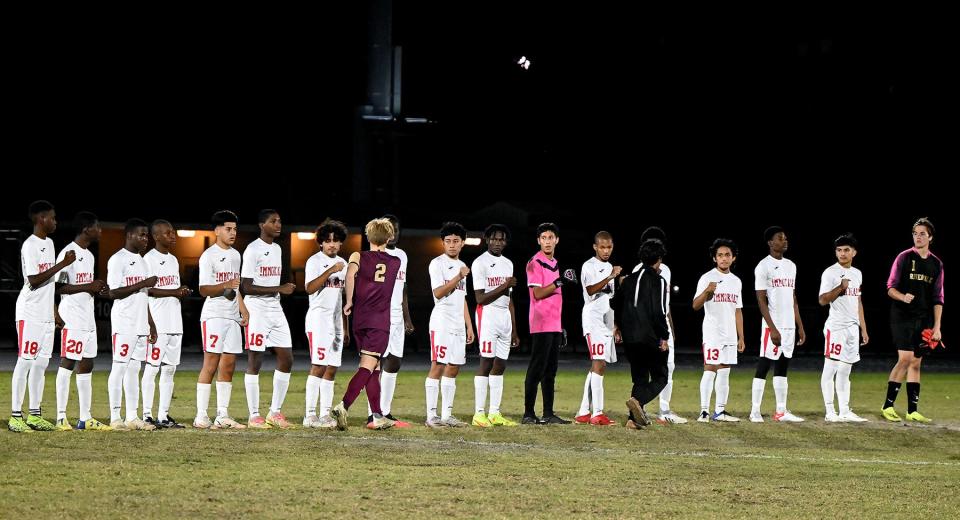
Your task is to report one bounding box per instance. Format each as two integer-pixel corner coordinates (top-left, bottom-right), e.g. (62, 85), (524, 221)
(297, 232), (317, 240)
(177, 230), (196, 238)
(465, 238), (482, 246)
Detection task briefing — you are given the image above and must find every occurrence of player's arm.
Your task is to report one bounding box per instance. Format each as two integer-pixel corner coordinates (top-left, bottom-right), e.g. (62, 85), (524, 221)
(474, 277), (516, 306)
(237, 292), (249, 327)
(434, 267), (468, 299)
(463, 299), (475, 344)
(735, 308), (745, 352)
(509, 298), (520, 347)
(402, 284), (414, 333)
(793, 293), (806, 345)
(692, 281), (716, 311)
(818, 276), (849, 306)
(343, 252), (360, 315)
(147, 306), (158, 344)
(584, 266), (621, 296)
(27, 250), (75, 289)
(858, 296), (869, 345)
(306, 262), (345, 295)
(58, 279), (107, 296)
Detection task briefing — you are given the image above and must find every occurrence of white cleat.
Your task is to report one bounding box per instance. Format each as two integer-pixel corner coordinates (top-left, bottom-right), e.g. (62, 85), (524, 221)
(713, 411), (740, 422)
(774, 410), (805, 423)
(441, 416), (467, 428)
(749, 412), (764, 423)
(425, 416), (447, 428)
(193, 415), (212, 429)
(317, 415), (338, 429)
(658, 411), (688, 424)
(213, 415), (247, 429)
(839, 411), (869, 423)
(369, 414), (396, 430)
(825, 412), (843, 423)
(697, 411), (711, 423)
(302, 414), (322, 428)
(125, 418), (156, 431)
(110, 420), (130, 431)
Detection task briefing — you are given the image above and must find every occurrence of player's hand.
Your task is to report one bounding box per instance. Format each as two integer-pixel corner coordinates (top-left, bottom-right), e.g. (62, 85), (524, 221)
(148, 326), (158, 345)
(331, 262), (346, 273)
(404, 320), (415, 335)
(55, 316), (65, 330)
(278, 283), (296, 296)
(224, 278), (241, 291)
(659, 339), (669, 352)
(839, 278), (850, 292)
(737, 339), (745, 353)
(554, 269), (578, 288)
(459, 266), (470, 279)
(611, 266), (623, 278)
(342, 333), (350, 350)
(902, 292), (915, 304)
(62, 250), (76, 265)
(178, 286), (193, 298)
(239, 310), (249, 327)
(511, 332), (520, 348)
(90, 280), (107, 295)
(139, 276), (158, 290)
(797, 328), (806, 346)
(466, 327), (475, 345)
(931, 327), (941, 343)
(860, 328), (869, 346)
(614, 326), (623, 344)
(704, 282), (717, 299)
(343, 301), (353, 316)
(770, 327), (782, 347)
(503, 276), (517, 288)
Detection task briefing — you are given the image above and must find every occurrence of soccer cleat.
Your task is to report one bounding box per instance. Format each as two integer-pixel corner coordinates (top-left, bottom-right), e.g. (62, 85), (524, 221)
(213, 415), (246, 429)
(8, 416), (33, 433)
(303, 415), (322, 428)
(905, 411), (932, 423)
(712, 411), (740, 422)
(55, 418), (73, 431)
(368, 414), (395, 430)
(266, 411), (291, 429)
(385, 414), (411, 428)
(590, 413), (616, 426)
(521, 415), (543, 425)
(487, 412), (518, 426)
(881, 407), (901, 422)
(144, 416), (163, 429)
(773, 410), (804, 423)
(424, 416), (446, 428)
(839, 411), (869, 423)
(472, 413), (492, 428)
(110, 420), (130, 431)
(574, 413), (591, 424)
(158, 417), (185, 429)
(657, 411), (688, 425)
(193, 415), (213, 429)
(26, 414), (56, 431)
(441, 416), (467, 428)
(125, 418), (156, 431)
(825, 412), (842, 423)
(317, 416), (337, 429)
(247, 415), (272, 429)
(624, 419), (644, 430)
(331, 402), (348, 431)
(541, 414), (572, 425)
(77, 418), (112, 431)
(626, 398), (649, 426)
(749, 411), (763, 423)
(697, 411), (710, 423)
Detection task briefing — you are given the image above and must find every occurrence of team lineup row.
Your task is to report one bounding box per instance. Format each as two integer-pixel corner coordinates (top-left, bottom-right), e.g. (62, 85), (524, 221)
(8, 201), (944, 433)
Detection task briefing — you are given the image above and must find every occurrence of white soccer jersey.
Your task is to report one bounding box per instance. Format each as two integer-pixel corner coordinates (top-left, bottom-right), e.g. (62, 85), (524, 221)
(241, 238), (283, 302)
(385, 247), (408, 321)
(107, 248), (151, 335)
(429, 254), (467, 328)
(754, 255), (797, 328)
(199, 244), (242, 322)
(696, 268), (743, 347)
(820, 263), (863, 329)
(581, 256), (615, 332)
(56, 241), (97, 331)
(15, 235), (57, 323)
(145, 249), (183, 334)
(306, 252), (347, 312)
(472, 251), (513, 310)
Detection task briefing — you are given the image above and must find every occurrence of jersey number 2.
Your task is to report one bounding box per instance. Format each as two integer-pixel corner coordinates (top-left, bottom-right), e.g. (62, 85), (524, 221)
(374, 263), (387, 282)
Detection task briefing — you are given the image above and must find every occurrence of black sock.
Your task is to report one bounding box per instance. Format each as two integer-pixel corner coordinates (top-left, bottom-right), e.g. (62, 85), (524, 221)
(29, 408), (41, 417)
(883, 382), (901, 409)
(12, 411), (22, 418)
(907, 382), (920, 414)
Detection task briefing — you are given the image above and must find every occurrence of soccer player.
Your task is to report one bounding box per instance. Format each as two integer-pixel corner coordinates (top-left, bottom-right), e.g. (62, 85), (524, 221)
(143, 219), (192, 428)
(106, 219), (158, 430)
(819, 233), (869, 422)
(750, 226), (807, 423)
(194, 210), (249, 429)
(471, 224), (520, 428)
(10, 200), (76, 433)
(881, 218), (944, 423)
(304, 219), (349, 429)
(693, 239), (745, 423)
(53, 211), (111, 431)
(424, 222), (475, 428)
(241, 209), (297, 429)
(574, 231), (620, 426)
(330, 218), (401, 430)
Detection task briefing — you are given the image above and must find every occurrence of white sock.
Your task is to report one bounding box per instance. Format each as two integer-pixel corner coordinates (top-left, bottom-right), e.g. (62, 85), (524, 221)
(108, 362), (127, 422)
(141, 364), (159, 417)
(474, 376), (489, 414)
(76, 373), (92, 422)
(196, 382), (211, 418)
(28, 357), (49, 412)
(659, 361), (675, 413)
(158, 365), (176, 421)
(319, 379), (334, 418)
(714, 368), (730, 414)
(773, 375), (788, 412)
(440, 376), (457, 420)
(380, 371), (398, 417)
(270, 370), (291, 414)
(56, 367), (72, 420)
(821, 359), (839, 415)
(425, 377), (440, 419)
(305, 375), (321, 417)
(244, 373), (260, 417)
(577, 372), (593, 416)
(489, 375), (504, 415)
(216, 381), (232, 418)
(11, 358), (30, 415)
(836, 362), (853, 414)
(700, 371), (716, 412)
(590, 372), (605, 416)
(124, 361), (141, 421)
(751, 378), (766, 414)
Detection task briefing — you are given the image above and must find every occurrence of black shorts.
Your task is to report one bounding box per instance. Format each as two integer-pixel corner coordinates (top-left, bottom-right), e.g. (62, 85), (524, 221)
(890, 317), (931, 351)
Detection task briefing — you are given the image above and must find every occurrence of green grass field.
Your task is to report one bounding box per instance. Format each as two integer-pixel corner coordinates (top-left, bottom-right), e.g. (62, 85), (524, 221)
(2, 368), (959, 518)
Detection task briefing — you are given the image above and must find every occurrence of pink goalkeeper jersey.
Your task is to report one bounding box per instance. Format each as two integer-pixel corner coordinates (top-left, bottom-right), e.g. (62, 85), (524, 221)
(526, 251), (563, 333)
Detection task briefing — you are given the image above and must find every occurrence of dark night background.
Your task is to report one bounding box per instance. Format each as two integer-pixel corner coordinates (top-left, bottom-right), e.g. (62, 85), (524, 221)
(1, 4), (953, 358)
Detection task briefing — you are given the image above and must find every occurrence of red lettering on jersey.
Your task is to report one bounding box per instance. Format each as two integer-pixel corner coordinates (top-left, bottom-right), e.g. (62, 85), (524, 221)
(714, 293), (739, 304)
(125, 276), (145, 286)
(156, 275), (179, 287)
(770, 278), (795, 288)
(38, 262), (53, 272)
(76, 272), (95, 284)
(215, 272), (239, 283)
(259, 266), (282, 277)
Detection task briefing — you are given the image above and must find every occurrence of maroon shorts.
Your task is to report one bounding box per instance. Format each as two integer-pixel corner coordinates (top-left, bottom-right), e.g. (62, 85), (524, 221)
(353, 327), (389, 357)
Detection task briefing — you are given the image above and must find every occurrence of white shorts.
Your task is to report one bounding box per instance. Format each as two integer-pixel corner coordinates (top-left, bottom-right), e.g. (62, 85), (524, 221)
(147, 333), (182, 366)
(584, 330), (617, 363)
(760, 327), (795, 360)
(703, 343), (738, 365)
(477, 305), (512, 360)
(386, 318), (405, 359)
(431, 327), (466, 366)
(15, 320), (55, 361)
(245, 302), (292, 351)
(306, 308), (344, 368)
(60, 328), (97, 361)
(201, 318), (243, 355)
(112, 333), (147, 363)
(824, 324), (860, 364)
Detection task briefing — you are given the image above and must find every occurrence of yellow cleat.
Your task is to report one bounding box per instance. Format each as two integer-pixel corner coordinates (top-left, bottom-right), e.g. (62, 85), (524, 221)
(486, 412), (518, 427)
(905, 411), (932, 423)
(881, 407), (901, 422)
(55, 418), (74, 431)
